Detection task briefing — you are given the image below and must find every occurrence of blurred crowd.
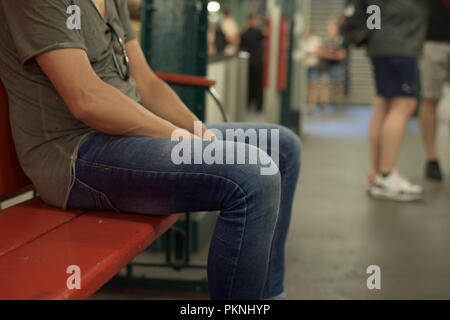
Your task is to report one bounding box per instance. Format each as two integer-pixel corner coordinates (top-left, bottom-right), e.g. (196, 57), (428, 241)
(209, 11), (266, 112)
(312, 0), (449, 202)
(207, 1), (449, 202)
(305, 18), (347, 114)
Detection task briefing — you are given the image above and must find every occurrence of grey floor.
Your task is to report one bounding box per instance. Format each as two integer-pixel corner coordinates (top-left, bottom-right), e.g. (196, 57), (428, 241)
(93, 105), (450, 300)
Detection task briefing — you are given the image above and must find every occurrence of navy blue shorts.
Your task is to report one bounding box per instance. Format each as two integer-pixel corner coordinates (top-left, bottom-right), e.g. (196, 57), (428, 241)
(307, 66), (319, 82)
(371, 56), (419, 98)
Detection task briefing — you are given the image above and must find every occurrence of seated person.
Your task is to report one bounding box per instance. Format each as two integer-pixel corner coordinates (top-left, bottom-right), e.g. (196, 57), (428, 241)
(0, 0), (301, 300)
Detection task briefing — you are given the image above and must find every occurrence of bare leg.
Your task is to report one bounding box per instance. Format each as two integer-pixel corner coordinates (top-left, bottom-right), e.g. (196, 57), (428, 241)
(332, 84), (341, 106)
(369, 96), (389, 173)
(378, 97), (417, 174)
(419, 98), (439, 161)
(308, 81), (318, 111)
(320, 82), (330, 107)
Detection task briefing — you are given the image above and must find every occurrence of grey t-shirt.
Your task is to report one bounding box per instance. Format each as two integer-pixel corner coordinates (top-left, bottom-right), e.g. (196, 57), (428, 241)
(0, 0), (140, 208)
(366, 0), (428, 57)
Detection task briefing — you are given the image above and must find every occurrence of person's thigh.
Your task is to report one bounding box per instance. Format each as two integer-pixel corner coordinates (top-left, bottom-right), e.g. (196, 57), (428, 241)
(67, 131), (279, 215)
(420, 41), (449, 101)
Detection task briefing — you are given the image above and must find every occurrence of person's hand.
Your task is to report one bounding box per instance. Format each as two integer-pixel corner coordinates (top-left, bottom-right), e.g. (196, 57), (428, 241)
(190, 133), (203, 140)
(202, 125), (217, 141)
(190, 131), (216, 140)
(188, 125), (217, 140)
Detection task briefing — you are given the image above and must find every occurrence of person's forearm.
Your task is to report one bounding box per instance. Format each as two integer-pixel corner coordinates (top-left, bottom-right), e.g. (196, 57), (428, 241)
(328, 49), (347, 61)
(74, 81), (179, 138)
(317, 47), (328, 58)
(136, 76), (205, 134)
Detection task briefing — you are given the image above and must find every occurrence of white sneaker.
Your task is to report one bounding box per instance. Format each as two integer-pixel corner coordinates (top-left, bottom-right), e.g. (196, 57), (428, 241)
(366, 172), (376, 190)
(368, 172), (424, 202)
(392, 171), (424, 195)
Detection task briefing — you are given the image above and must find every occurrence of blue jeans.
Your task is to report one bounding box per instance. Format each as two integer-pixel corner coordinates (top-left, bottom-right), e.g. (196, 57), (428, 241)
(320, 63), (342, 84)
(67, 123), (301, 299)
(307, 66), (320, 82)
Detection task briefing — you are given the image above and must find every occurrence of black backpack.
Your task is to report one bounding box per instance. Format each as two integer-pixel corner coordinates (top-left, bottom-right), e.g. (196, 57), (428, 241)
(342, 0), (372, 47)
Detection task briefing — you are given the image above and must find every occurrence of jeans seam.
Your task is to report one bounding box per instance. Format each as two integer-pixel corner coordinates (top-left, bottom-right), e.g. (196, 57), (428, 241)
(76, 158), (251, 200)
(227, 189), (247, 300)
(73, 177), (121, 212)
(266, 148), (287, 298)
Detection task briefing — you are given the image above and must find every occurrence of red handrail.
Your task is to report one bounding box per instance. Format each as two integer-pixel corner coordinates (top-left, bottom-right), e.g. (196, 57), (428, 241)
(154, 71), (216, 88)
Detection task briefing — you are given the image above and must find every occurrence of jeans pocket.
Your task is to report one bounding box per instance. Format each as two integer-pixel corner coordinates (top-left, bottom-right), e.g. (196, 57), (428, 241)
(67, 178), (120, 212)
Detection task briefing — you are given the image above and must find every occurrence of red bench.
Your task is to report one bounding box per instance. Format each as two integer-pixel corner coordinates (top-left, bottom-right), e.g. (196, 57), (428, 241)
(0, 80), (182, 299)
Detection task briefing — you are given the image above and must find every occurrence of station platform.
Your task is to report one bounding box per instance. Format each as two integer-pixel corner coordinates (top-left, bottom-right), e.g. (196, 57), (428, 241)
(288, 105), (450, 299)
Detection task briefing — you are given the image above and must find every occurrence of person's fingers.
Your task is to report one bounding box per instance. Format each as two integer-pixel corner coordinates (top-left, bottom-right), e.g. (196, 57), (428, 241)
(190, 133), (203, 140)
(203, 129), (217, 141)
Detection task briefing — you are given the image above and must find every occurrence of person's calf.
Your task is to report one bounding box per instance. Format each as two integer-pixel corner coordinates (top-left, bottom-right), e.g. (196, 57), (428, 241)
(419, 99), (439, 161)
(378, 97), (417, 174)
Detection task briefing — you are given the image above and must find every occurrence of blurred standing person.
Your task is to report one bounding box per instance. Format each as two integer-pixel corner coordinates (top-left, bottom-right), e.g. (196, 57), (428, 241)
(419, 0), (450, 181)
(334, 10), (348, 36)
(214, 23), (228, 55)
(240, 14), (265, 112)
(317, 22), (347, 109)
(305, 29), (322, 114)
(366, 0), (428, 201)
(221, 10), (240, 55)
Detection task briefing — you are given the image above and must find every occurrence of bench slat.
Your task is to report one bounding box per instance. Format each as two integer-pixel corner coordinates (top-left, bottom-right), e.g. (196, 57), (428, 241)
(0, 198), (84, 258)
(0, 210), (181, 300)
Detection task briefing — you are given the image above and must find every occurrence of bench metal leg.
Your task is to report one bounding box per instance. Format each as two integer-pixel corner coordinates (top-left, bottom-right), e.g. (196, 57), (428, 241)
(109, 212), (209, 293)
